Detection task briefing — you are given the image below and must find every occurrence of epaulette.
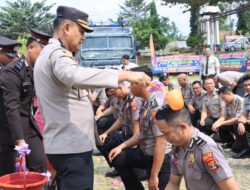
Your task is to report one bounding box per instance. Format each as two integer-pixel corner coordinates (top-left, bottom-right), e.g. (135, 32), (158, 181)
(14, 59), (25, 71)
(189, 136), (207, 149)
(61, 49), (73, 57)
(245, 94), (249, 98)
(201, 92), (207, 97)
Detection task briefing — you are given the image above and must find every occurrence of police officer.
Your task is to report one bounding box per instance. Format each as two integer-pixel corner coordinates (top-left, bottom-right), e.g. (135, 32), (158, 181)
(0, 29), (50, 177)
(177, 73), (193, 106)
(108, 68), (170, 190)
(200, 48), (220, 80)
(89, 87), (107, 113)
(215, 71), (245, 97)
(155, 106), (240, 190)
(159, 74), (179, 91)
(0, 36), (21, 68)
(187, 81), (206, 127)
(213, 86), (243, 149)
(197, 77), (224, 138)
(33, 6), (150, 190)
(234, 74), (250, 158)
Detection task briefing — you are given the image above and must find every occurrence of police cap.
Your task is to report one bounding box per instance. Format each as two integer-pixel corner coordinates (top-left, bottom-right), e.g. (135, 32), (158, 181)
(56, 6), (94, 33)
(0, 36), (21, 58)
(28, 29), (51, 46)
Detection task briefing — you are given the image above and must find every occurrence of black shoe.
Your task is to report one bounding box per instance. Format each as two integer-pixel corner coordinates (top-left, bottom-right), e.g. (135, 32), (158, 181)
(211, 133), (221, 143)
(232, 149), (250, 159)
(105, 170), (119, 178)
(221, 141), (234, 149)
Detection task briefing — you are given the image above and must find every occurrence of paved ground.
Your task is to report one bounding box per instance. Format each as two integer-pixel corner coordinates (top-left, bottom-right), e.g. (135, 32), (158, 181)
(93, 148), (250, 190)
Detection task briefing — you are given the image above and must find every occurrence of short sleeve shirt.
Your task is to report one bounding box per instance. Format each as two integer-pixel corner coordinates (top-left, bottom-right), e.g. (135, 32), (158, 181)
(181, 82), (193, 106)
(217, 71), (244, 86)
(189, 91), (206, 113)
(202, 90), (224, 118)
(243, 95), (250, 119)
(139, 92), (168, 156)
(171, 128), (233, 190)
(223, 95), (243, 119)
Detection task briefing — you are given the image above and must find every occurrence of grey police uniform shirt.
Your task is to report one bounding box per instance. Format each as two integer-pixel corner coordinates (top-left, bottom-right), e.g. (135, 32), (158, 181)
(200, 55), (220, 77)
(189, 91), (206, 113)
(202, 90), (224, 118)
(171, 128), (233, 190)
(119, 94), (143, 137)
(181, 82), (193, 106)
(242, 95), (250, 119)
(92, 88), (107, 107)
(217, 71), (244, 86)
(34, 38), (119, 154)
(223, 95), (243, 119)
(139, 92), (170, 156)
(110, 97), (122, 120)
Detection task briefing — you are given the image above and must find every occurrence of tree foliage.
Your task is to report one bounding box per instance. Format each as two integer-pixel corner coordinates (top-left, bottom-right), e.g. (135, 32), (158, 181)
(236, 10), (250, 35)
(0, 0), (55, 39)
(118, 0), (179, 50)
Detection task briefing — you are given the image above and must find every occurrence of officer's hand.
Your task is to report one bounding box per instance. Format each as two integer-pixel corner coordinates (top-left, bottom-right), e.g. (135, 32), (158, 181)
(188, 106), (195, 114)
(238, 117), (247, 124)
(108, 146), (123, 162)
(149, 175), (159, 190)
(99, 133), (108, 143)
(16, 140), (28, 148)
(200, 120), (205, 127)
(212, 122), (221, 132)
(127, 72), (150, 86)
(95, 113), (103, 121)
(238, 123), (246, 135)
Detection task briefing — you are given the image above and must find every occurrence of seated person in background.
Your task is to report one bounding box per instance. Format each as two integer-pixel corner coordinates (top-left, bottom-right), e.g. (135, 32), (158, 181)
(177, 73), (193, 107)
(88, 87), (107, 113)
(108, 67), (170, 190)
(214, 71), (245, 97)
(212, 86), (243, 149)
(197, 77), (224, 141)
(187, 81), (206, 127)
(155, 105), (240, 190)
(159, 74), (179, 91)
(233, 74), (250, 158)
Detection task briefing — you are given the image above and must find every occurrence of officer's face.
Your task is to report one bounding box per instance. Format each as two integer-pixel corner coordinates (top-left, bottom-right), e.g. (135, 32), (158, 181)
(205, 48), (211, 57)
(156, 119), (184, 146)
(65, 21), (85, 52)
(219, 92), (232, 104)
(204, 78), (215, 92)
(130, 82), (142, 96)
(0, 52), (14, 66)
(244, 79), (250, 95)
(27, 42), (43, 65)
(177, 77), (187, 87)
(192, 83), (202, 95)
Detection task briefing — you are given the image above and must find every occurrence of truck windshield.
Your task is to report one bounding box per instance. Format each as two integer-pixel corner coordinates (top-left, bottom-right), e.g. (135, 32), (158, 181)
(81, 36), (133, 59)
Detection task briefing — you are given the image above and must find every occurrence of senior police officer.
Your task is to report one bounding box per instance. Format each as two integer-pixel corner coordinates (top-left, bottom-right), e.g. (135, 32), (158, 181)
(159, 74), (179, 91)
(212, 86), (243, 149)
(187, 81), (206, 127)
(215, 71), (245, 97)
(200, 48), (220, 80)
(197, 77), (224, 139)
(0, 36), (21, 68)
(34, 6), (150, 190)
(155, 105), (240, 190)
(0, 29), (50, 177)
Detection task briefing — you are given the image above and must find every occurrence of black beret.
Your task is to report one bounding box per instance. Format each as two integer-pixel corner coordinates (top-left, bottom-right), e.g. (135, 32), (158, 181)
(0, 36), (21, 57)
(56, 6), (93, 33)
(28, 29), (51, 46)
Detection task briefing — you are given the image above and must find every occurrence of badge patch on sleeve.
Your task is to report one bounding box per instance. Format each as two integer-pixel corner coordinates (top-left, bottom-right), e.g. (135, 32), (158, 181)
(202, 152), (219, 172)
(131, 100), (137, 111)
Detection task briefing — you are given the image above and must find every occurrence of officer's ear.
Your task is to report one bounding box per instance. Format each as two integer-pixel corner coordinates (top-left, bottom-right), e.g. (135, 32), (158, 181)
(27, 43), (34, 52)
(179, 123), (188, 132)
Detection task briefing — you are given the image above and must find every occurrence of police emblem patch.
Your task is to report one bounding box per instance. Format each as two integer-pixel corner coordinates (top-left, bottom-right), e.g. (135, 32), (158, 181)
(202, 152), (219, 172)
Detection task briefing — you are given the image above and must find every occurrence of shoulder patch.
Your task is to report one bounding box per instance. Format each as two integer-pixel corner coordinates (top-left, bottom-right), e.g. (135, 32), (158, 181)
(62, 49), (73, 57)
(14, 59), (25, 71)
(202, 152), (219, 172)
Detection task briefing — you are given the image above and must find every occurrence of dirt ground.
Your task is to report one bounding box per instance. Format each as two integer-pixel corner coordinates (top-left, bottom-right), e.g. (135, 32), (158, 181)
(93, 148), (250, 190)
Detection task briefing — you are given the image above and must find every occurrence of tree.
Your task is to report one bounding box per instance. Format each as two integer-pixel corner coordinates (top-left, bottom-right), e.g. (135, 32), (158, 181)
(236, 10), (250, 35)
(131, 1), (179, 50)
(0, 0), (55, 39)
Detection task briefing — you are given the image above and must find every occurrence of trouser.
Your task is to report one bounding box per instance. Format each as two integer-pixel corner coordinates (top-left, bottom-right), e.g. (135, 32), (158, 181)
(197, 117), (218, 136)
(112, 148), (170, 190)
(190, 110), (201, 127)
(233, 76), (245, 97)
(47, 151), (93, 190)
(232, 124), (250, 153)
(0, 135), (46, 177)
(218, 125), (235, 143)
(96, 115), (116, 135)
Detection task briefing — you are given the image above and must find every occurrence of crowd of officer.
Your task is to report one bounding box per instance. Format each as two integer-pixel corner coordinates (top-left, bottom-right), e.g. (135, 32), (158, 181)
(0, 4), (246, 190)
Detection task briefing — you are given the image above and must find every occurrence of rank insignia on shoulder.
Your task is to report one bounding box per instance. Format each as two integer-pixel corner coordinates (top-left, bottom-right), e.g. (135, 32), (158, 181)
(62, 49), (73, 57)
(202, 152), (219, 172)
(131, 100), (137, 111)
(150, 99), (158, 108)
(15, 59), (25, 71)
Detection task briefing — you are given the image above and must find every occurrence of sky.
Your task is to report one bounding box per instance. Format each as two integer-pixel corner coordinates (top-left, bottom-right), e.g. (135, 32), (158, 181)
(32, 0), (191, 36)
